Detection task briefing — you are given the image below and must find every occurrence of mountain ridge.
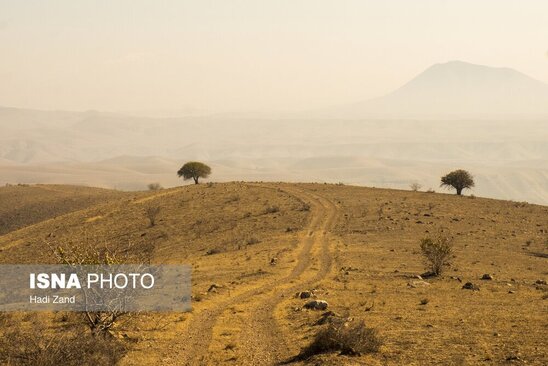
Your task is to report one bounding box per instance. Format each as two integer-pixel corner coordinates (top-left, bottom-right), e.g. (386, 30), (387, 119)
(317, 60), (548, 119)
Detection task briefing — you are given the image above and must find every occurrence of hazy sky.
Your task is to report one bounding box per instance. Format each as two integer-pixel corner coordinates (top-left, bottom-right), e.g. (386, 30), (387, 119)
(1, 0), (547, 115)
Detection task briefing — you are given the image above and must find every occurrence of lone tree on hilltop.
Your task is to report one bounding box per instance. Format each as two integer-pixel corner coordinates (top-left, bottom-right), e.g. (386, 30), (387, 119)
(440, 169), (474, 195)
(177, 161), (211, 184)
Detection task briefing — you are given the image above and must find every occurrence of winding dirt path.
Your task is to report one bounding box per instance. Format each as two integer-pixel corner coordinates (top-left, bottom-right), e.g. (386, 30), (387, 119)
(233, 186), (340, 365)
(172, 184), (340, 365)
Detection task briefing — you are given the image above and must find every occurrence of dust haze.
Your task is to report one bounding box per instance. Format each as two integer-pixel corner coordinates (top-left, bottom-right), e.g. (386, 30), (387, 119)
(1, 1), (547, 203)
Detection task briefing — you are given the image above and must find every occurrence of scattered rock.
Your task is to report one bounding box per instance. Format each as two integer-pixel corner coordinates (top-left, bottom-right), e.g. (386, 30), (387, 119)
(205, 248), (221, 256)
(313, 311), (341, 325)
(508, 290), (515, 294)
(462, 282), (480, 291)
(505, 353), (522, 362)
(535, 279), (546, 285)
(421, 271), (436, 278)
(481, 274), (494, 280)
(304, 299), (329, 310)
(295, 291), (313, 299)
(270, 257), (278, 265)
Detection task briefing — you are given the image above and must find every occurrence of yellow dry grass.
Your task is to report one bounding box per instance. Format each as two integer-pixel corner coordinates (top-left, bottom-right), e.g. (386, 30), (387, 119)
(0, 182), (546, 365)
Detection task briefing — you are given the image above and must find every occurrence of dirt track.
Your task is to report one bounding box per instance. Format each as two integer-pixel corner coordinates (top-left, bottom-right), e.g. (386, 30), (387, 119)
(173, 185), (340, 365)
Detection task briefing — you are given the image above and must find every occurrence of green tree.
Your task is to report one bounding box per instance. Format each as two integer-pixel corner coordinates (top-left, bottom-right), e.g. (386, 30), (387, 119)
(440, 169), (474, 195)
(177, 162), (211, 184)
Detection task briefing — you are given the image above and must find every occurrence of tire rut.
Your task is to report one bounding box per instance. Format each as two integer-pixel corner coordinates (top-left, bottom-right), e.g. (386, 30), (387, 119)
(233, 186), (339, 365)
(174, 185), (338, 365)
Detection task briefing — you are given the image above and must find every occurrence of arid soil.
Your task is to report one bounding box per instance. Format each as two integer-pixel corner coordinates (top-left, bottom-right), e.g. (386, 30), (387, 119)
(0, 183), (546, 365)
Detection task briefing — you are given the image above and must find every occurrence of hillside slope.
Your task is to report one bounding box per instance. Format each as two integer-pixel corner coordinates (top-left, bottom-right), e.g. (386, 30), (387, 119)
(0, 184), (128, 235)
(0, 183), (546, 365)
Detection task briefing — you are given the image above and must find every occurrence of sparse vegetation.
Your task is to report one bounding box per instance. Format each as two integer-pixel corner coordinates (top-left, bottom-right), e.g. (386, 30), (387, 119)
(298, 203), (311, 211)
(440, 169), (474, 195)
(0, 326), (127, 366)
(410, 182), (422, 192)
(264, 205), (280, 214)
(145, 205), (161, 227)
(3, 182), (547, 365)
(147, 183), (163, 191)
(46, 233), (153, 336)
(177, 161), (211, 184)
(226, 194), (240, 203)
(420, 233), (454, 276)
(246, 237), (261, 245)
(295, 320), (381, 360)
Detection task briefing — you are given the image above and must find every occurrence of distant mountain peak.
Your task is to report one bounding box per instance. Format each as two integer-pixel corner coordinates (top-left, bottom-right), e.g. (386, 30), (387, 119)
(322, 61), (548, 119)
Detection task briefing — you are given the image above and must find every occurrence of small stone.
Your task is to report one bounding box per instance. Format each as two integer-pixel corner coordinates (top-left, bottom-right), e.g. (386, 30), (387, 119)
(314, 311), (341, 325)
(421, 271), (436, 278)
(481, 274), (494, 280)
(408, 280), (431, 288)
(304, 299), (329, 310)
(296, 291), (312, 299)
(462, 282), (480, 291)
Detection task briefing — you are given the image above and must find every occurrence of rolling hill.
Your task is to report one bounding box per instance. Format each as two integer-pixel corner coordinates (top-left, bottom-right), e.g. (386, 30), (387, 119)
(0, 61), (547, 204)
(0, 183), (546, 365)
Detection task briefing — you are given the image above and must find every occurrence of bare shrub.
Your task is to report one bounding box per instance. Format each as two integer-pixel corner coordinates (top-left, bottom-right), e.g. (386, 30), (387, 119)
(0, 327), (126, 366)
(297, 203), (311, 211)
(410, 182), (422, 192)
(246, 237), (260, 245)
(46, 233), (153, 336)
(226, 194), (240, 203)
(294, 320), (381, 360)
(145, 205), (161, 227)
(147, 183), (162, 191)
(264, 205), (280, 214)
(420, 233), (453, 276)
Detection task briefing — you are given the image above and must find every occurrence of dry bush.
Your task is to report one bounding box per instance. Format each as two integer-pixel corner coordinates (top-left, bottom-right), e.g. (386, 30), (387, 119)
(225, 194), (240, 203)
(246, 237), (261, 245)
(0, 327), (126, 366)
(297, 203), (311, 211)
(145, 205), (161, 227)
(147, 183), (163, 191)
(420, 233), (453, 276)
(295, 320), (381, 360)
(263, 205), (280, 214)
(45, 232), (154, 336)
(410, 182), (422, 192)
